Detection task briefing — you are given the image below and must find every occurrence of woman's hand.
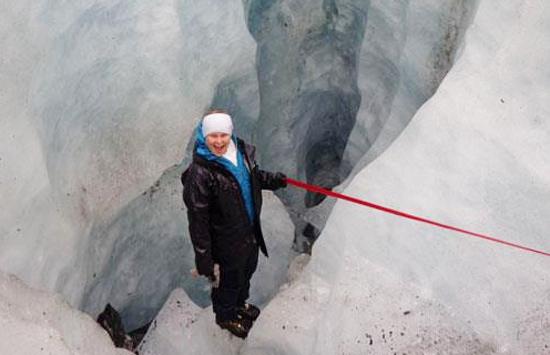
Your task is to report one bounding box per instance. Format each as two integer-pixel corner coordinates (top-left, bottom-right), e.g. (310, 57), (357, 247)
(191, 263), (220, 288)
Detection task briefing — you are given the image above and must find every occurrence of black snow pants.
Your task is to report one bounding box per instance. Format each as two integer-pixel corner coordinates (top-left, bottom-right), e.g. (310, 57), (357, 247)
(212, 244), (259, 321)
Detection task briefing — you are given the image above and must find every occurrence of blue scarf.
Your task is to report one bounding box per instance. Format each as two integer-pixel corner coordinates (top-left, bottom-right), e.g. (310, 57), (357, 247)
(194, 123), (255, 224)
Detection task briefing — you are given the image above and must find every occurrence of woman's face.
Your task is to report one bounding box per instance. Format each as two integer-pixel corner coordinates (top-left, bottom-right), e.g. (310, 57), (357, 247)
(205, 132), (231, 156)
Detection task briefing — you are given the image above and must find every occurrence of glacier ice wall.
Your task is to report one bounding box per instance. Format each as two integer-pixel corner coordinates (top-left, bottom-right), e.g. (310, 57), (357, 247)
(241, 1), (550, 353)
(347, 0), (477, 170)
(244, 0), (477, 248)
(1, 0), (260, 315)
(0, 271), (131, 355)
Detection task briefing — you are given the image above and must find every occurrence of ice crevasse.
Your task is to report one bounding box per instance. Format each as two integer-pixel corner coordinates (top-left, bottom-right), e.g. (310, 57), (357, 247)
(0, 0), (474, 330)
(241, 1), (550, 354)
(0, 0), (549, 354)
(142, 1), (550, 354)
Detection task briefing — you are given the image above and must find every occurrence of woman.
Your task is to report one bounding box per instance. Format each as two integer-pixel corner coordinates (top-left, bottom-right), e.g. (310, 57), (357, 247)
(182, 109), (287, 338)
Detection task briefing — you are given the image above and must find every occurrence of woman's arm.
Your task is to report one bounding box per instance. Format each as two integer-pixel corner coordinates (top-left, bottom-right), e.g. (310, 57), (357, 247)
(182, 166), (215, 280)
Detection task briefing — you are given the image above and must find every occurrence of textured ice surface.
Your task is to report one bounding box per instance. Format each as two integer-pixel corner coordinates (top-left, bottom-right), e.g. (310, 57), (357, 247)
(0, 0), (265, 325)
(242, 254), (496, 355)
(1, 0), (476, 312)
(346, 0), (477, 171)
(242, 1), (550, 353)
(244, 0), (477, 247)
(0, 271), (131, 355)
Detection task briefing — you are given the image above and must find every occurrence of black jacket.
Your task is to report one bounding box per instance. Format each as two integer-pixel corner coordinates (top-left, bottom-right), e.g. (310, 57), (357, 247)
(182, 138), (285, 276)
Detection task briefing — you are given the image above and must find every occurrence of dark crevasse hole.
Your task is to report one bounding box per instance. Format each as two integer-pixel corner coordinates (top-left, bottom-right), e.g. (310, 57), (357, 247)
(300, 223), (321, 253)
(244, 0), (368, 249)
(300, 89), (361, 208)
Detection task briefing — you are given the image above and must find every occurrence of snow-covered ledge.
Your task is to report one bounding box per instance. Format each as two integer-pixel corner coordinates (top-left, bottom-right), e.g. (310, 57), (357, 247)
(0, 272), (131, 355)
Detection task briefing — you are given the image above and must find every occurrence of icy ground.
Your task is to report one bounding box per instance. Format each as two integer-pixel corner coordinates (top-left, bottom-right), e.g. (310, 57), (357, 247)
(0, 271), (131, 355)
(136, 289), (243, 355)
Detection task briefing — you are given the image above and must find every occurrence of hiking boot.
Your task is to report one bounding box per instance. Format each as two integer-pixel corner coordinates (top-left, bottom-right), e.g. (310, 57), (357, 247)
(215, 316), (252, 339)
(237, 303), (260, 321)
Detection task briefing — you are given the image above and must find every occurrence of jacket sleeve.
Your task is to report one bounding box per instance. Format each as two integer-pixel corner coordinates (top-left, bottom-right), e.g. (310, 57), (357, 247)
(182, 166), (215, 277)
(242, 141), (287, 191)
(256, 169), (287, 191)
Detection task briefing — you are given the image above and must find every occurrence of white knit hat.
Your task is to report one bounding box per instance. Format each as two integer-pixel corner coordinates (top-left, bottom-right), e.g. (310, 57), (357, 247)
(202, 112), (233, 137)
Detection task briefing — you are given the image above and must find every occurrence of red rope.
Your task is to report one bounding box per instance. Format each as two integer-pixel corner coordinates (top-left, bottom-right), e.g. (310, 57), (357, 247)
(286, 177), (550, 257)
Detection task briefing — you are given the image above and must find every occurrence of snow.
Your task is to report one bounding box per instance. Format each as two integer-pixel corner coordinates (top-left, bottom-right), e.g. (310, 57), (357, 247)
(243, 253), (495, 355)
(0, 271), (131, 355)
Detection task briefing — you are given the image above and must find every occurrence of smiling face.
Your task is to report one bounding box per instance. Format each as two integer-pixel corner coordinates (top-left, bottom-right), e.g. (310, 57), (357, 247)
(205, 132), (231, 156)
